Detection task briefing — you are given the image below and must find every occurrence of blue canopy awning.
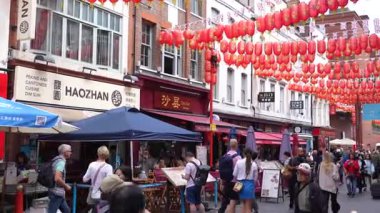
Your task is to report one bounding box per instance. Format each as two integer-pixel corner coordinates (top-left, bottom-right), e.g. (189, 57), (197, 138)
(39, 107), (201, 142)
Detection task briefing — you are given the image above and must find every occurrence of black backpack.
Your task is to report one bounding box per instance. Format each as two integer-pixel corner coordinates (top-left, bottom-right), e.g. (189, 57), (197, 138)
(190, 161), (210, 187)
(219, 153), (239, 182)
(37, 157), (62, 188)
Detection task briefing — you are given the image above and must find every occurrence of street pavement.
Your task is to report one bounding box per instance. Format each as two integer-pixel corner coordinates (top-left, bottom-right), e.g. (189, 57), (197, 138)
(207, 184), (379, 213)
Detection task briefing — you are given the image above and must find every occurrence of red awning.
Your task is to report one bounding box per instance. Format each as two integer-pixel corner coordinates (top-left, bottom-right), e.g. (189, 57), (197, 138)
(267, 133), (306, 144)
(144, 110), (246, 134)
(242, 131), (282, 141)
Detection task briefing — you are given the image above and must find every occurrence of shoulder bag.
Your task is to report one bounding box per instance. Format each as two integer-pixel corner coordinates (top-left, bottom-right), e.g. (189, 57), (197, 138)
(87, 163), (106, 205)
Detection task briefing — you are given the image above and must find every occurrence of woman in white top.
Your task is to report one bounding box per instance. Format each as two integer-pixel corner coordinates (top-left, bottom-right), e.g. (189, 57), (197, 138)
(83, 146), (113, 212)
(318, 151), (340, 213)
(227, 148), (258, 213)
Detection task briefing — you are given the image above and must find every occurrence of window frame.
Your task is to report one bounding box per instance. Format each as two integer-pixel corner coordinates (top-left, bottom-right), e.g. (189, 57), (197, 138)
(162, 45), (183, 77)
(141, 21), (153, 68)
(279, 86), (285, 114)
(191, 0), (201, 16)
(33, 0), (122, 71)
(190, 50), (199, 80)
(259, 79), (266, 110)
(227, 68), (234, 103)
(241, 73), (247, 106)
(270, 82), (276, 112)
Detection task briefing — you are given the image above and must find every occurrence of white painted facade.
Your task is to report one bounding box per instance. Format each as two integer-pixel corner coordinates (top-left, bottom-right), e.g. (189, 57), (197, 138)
(13, 0), (129, 81)
(207, 0), (330, 128)
(0, 0), (11, 70)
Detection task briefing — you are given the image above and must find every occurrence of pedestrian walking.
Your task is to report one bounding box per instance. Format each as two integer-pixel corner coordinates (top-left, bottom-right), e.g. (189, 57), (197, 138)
(318, 152), (340, 213)
(218, 139), (241, 213)
(48, 144), (72, 213)
(344, 153), (360, 197)
(294, 163), (324, 213)
(181, 152), (206, 213)
(364, 153), (374, 187)
(227, 148), (258, 213)
(288, 148), (306, 209)
(83, 146), (113, 212)
(357, 153), (367, 193)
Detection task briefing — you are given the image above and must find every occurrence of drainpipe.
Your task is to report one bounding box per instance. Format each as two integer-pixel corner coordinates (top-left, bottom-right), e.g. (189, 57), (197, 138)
(132, 4), (137, 75)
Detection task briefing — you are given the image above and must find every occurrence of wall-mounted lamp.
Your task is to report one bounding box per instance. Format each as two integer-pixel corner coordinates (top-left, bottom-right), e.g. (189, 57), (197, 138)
(123, 74), (139, 83)
(34, 54), (55, 65)
(82, 66), (97, 75)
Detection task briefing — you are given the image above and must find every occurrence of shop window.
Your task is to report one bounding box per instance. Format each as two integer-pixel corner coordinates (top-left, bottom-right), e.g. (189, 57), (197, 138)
(280, 86), (285, 114)
(190, 50), (198, 79)
(227, 68), (234, 103)
(32, 1), (122, 71)
(241, 74), (247, 106)
(163, 45), (182, 76)
(141, 22), (153, 68)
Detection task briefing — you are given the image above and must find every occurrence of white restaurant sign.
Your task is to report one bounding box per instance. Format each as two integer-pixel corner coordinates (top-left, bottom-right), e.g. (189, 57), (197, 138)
(13, 66), (140, 111)
(17, 0), (37, 40)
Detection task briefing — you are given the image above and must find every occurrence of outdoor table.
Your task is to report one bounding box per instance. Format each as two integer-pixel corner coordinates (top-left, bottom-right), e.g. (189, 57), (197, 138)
(2, 183), (48, 208)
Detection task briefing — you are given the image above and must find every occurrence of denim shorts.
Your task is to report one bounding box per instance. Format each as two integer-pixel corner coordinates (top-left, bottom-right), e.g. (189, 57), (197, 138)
(186, 185), (202, 205)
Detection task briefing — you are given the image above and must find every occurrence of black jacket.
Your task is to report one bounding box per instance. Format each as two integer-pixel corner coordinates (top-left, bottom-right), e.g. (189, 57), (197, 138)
(294, 181), (324, 213)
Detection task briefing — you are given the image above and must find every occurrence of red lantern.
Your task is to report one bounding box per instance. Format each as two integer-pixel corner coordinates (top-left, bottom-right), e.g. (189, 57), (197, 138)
(220, 40), (229, 53)
(298, 41), (308, 55)
(205, 61), (212, 72)
(338, 0), (349, 7)
(88, 0), (97, 3)
(334, 63), (341, 74)
(173, 30), (184, 47)
(343, 62), (350, 74)
(237, 20), (247, 37)
(246, 21), (255, 36)
(307, 40), (316, 55)
(339, 79), (346, 89)
(367, 61), (375, 74)
(360, 34), (369, 50)
(325, 63), (332, 74)
(302, 63), (309, 73)
(189, 39), (197, 49)
(361, 81), (367, 89)
(282, 42), (290, 55)
(309, 0), (319, 18)
(245, 42), (254, 55)
(238, 41), (245, 54)
(291, 55), (298, 63)
(326, 80), (332, 88)
(273, 42), (282, 56)
(283, 55), (290, 64)
(98, 0), (107, 4)
(274, 12), (283, 30)
(224, 25), (233, 39)
(265, 14), (275, 32)
(265, 42), (273, 55)
(352, 61), (359, 73)
(318, 0), (329, 14)
(298, 2), (310, 22)
(376, 80), (380, 89)
(286, 63), (292, 72)
(291, 41), (299, 56)
(282, 8), (291, 27)
(229, 41), (237, 54)
(327, 0), (339, 11)
(318, 64), (325, 74)
(327, 39), (336, 53)
(309, 63), (316, 74)
(338, 37), (346, 52)
(183, 29), (195, 40)
(349, 37), (358, 52)
(255, 43), (263, 55)
(205, 72), (211, 83)
(369, 34), (378, 49)
(290, 4), (299, 24)
(308, 54), (315, 63)
(159, 31), (166, 45)
(317, 40), (326, 54)
(214, 25), (224, 40)
(257, 16), (266, 33)
(232, 22), (240, 38)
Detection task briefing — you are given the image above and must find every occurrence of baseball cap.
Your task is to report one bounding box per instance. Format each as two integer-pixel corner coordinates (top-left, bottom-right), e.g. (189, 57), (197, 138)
(297, 163), (311, 175)
(100, 174), (132, 194)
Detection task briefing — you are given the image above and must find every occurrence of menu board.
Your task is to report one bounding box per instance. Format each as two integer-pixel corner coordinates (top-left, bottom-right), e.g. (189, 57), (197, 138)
(196, 146), (208, 165)
(161, 167), (216, 187)
(260, 169), (281, 198)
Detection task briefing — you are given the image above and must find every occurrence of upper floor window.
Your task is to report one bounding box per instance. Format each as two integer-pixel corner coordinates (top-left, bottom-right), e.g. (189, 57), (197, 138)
(32, 0), (122, 71)
(191, 0), (201, 16)
(241, 74), (247, 106)
(280, 86), (285, 113)
(305, 95), (310, 118)
(259, 79), (265, 110)
(190, 50), (199, 80)
(270, 83), (275, 112)
(213, 68), (219, 100)
(163, 45), (182, 76)
(177, 0), (185, 9)
(227, 68), (234, 103)
(211, 8), (220, 26)
(141, 22), (153, 68)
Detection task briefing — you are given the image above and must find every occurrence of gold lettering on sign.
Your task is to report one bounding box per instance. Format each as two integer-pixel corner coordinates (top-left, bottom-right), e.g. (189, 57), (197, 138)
(161, 95), (171, 107)
(172, 96), (181, 109)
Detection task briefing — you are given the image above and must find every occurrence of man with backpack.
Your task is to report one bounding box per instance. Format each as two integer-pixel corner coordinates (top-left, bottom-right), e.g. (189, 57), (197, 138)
(182, 151), (208, 213)
(47, 144), (72, 213)
(218, 139), (241, 213)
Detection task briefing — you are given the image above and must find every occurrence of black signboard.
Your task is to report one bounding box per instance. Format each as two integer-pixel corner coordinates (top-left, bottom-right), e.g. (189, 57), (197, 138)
(258, 92), (275, 103)
(290, 101), (304, 110)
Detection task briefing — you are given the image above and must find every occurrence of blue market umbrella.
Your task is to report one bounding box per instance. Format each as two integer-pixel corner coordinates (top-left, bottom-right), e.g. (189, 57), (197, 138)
(246, 126), (257, 152)
(0, 97), (77, 133)
(279, 129), (292, 162)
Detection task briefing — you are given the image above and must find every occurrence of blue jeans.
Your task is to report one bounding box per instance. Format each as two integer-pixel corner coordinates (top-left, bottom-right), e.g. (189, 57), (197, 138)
(346, 175), (357, 195)
(48, 192), (70, 213)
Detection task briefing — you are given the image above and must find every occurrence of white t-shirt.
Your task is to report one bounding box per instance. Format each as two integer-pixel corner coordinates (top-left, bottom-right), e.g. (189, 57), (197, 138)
(83, 161), (113, 196)
(184, 158), (201, 188)
(233, 158), (258, 181)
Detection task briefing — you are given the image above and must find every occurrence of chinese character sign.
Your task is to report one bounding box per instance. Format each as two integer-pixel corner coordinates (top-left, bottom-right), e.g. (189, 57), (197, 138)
(154, 92), (192, 112)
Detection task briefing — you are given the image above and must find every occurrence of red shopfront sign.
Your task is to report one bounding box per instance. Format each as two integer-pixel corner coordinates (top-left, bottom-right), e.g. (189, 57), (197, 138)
(154, 91), (192, 112)
(312, 128), (336, 138)
(0, 73), (8, 160)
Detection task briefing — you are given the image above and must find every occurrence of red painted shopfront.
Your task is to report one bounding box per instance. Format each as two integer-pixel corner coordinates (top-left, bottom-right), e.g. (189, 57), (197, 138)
(0, 73), (8, 160)
(312, 127), (337, 151)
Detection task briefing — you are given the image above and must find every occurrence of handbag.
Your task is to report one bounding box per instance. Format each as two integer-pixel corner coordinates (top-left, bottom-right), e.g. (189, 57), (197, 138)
(233, 181), (244, 192)
(87, 163), (106, 205)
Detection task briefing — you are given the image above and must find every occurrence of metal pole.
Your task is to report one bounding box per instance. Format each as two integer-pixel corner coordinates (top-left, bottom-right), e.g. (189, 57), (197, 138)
(209, 82), (214, 168)
(72, 183), (77, 213)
